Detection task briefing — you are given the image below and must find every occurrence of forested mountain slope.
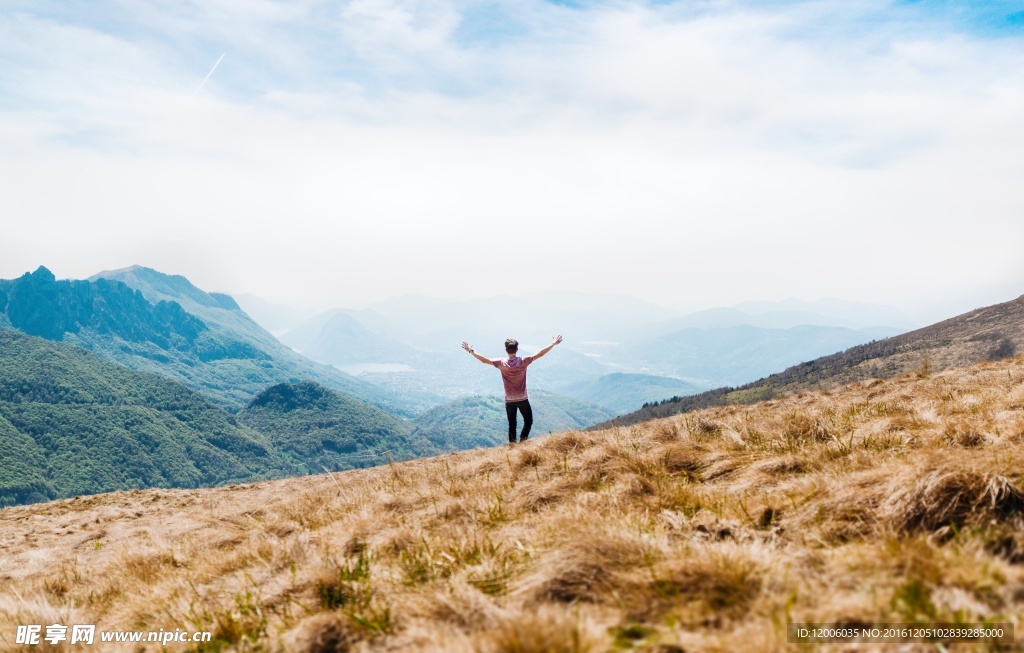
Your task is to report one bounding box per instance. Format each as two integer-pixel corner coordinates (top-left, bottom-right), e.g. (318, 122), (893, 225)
(0, 266), (422, 414)
(0, 331), (292, 506)
(238, 382), (440, 472)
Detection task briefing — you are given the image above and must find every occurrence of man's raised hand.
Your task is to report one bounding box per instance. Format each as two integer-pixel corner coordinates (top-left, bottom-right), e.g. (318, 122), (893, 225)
(552, 335), (563, 346)
(461, 341), (474, 353)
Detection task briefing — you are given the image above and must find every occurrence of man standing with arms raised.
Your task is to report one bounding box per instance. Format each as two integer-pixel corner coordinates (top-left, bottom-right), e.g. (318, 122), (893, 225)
(461, 335), (563, 446)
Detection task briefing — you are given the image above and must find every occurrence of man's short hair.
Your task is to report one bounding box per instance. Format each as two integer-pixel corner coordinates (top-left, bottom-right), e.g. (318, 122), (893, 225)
(504, 338), (519, 354)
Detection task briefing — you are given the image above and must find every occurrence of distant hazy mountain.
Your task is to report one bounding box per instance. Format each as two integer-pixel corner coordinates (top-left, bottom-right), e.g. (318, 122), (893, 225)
(78, 265), (428, 414)
(278, 308), (408, 354)
(608, 324), (902, 387)
(0, 330), (292, 506)
(280, 292), (902, 406)
(659, 307), (866, 330)
(278, 310), (343, 353)
(283, 312), (419, 365)
(734, 298), (918, 329)
(231, 293), (319, 336)
(560, 373), (706, 415)
(411, 391), (615, 450)
(603, 292), (1024, 428)
(237, 382), (439, 472)
(281, 307), (612, 401)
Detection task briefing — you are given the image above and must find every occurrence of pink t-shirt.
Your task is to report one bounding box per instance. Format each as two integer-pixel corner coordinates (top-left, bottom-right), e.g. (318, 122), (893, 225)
(493, 356), (534, 402)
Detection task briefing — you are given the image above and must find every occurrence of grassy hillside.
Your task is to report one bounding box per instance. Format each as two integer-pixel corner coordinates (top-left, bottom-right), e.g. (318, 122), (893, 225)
(605, 292), (1024, 427)
(0, 331), (292, 506)
(0, 265), (425, 415)
(2, 356), (1024, 650)
(410, 391), (615, 450)
(238, 381), (439, 472)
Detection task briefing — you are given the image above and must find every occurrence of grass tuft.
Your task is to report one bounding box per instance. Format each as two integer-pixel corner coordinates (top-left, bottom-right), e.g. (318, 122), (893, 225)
(881, 465), (1024, 534)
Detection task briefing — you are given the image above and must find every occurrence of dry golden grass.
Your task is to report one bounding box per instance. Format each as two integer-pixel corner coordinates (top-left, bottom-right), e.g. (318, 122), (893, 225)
(5, 357), (1024, 651)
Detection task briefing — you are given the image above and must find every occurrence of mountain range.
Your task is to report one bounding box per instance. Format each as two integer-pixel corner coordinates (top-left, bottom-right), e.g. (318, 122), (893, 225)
(0, 266), (624, 505)
(0, 266), (428, 416)
(607, 323), (901, 385)
(269, 292), (908, 412)
(4, 261), (1014, 509)
(603, 291), (1024, 427)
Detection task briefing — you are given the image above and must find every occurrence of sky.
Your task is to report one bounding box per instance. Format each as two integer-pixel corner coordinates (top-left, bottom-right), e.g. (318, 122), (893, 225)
(1, 0), (1023, 322)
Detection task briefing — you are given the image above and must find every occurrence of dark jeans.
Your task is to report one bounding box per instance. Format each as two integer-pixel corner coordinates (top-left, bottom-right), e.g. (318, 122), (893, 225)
(505, 399), (533, 443)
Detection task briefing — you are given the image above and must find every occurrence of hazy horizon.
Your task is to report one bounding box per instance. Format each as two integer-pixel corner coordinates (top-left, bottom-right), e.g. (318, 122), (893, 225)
(3, 261), (1022, 328)
(3, 1), (1022, 324)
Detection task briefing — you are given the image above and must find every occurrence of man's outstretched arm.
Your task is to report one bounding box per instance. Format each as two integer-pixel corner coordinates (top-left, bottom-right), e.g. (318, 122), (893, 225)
(462, 341), (495, 365)
(530, 335), (563, 360)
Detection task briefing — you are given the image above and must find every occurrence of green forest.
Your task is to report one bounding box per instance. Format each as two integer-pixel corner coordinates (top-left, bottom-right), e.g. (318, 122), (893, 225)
(0, 330), (292, 506)
(238, 381), (440, 472)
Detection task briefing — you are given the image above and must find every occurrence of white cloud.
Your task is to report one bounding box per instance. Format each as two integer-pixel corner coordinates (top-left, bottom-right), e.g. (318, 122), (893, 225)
(0, 0), (1022, 319)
